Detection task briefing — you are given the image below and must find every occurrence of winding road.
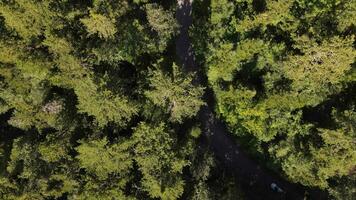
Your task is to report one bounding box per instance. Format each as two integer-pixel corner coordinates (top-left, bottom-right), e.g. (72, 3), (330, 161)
(175, 1), (326, 199)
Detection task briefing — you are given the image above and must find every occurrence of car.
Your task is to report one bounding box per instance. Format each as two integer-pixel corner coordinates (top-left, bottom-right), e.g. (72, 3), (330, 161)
(271, 183), (284, 193)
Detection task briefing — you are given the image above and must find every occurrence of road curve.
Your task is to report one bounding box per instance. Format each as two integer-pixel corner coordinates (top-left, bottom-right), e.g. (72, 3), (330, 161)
(175, 1), (326, 200)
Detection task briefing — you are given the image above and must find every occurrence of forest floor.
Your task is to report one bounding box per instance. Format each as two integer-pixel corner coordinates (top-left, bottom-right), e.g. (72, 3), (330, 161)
(175, 0), (326, 199)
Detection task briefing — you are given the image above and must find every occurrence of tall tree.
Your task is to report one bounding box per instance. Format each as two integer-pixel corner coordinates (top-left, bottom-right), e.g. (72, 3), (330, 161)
(200, 0), (356, 197)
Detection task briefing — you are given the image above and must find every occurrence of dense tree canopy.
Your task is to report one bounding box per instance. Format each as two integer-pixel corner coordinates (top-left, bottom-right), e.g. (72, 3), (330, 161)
(193, 0), (355, 197)
(0, 0), (355, 199)
(0, 0), (211, 199)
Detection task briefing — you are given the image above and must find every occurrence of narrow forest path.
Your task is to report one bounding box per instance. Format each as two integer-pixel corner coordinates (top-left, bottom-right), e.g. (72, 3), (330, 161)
(175, 1), (325, 199)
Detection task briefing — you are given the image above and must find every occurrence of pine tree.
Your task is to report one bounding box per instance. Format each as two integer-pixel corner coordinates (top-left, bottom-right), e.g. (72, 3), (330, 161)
(145, 63), (205, 123)
(133, 122), (188, 200)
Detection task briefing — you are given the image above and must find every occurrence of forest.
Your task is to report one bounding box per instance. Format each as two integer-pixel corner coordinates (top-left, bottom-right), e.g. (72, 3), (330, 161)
(0, 0), (355, 199)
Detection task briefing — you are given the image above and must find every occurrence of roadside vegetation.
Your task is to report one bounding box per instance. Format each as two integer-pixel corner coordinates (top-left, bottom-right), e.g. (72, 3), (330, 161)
(0, 0), (355, 199)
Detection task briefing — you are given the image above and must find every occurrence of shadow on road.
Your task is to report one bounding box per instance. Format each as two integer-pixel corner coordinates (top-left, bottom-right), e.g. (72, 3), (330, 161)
(175, 0), (327, 199)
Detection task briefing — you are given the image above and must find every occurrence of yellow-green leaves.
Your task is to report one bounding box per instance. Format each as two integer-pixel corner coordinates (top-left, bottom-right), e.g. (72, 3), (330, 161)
(145, 63), (205, 123)
(81, 10), (117, 39)
(237, 0), (294, 34)
(0, 0), (53, 40)
(146, 3), (178, 50)
(74, 77), (138, 127)
(208, 39), (269, 83)
(0, 1), (204, 199)
(337, 0), (356, 31)
(76, 138), (133, 179)
(206, 0), (356, 195)
(133, 122), (187, 200)
(282, 37), (355, 106)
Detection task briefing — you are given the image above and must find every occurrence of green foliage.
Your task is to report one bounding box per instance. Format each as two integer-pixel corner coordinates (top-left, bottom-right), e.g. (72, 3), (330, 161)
(215, 86), (270, 141)
(81, 10), (117, 39)
(191, 182), (211, 200)
(38, 134), (70, 163)
(2, 135), (79, 199)
(337, 0), (356, 31)
(328, 174), (356, 200)
(133, 122), (189, 200)
(145, 63), (205, 123)
(0, 0), (53, 40)
(146, 3), (178, 50)
(2, 0), (354, 199)
(75, 138), (135, 199)
(281, 36), (355, 106)
(0, 0), (207, 199)
(76, 138), (133, 179)
(190, 126), (202, 138)
(74, 77), (138, 127)
(203, 0), (356, 197)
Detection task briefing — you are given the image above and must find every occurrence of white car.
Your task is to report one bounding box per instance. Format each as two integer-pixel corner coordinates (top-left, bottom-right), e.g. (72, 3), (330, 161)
(271, 183), (284, 193)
